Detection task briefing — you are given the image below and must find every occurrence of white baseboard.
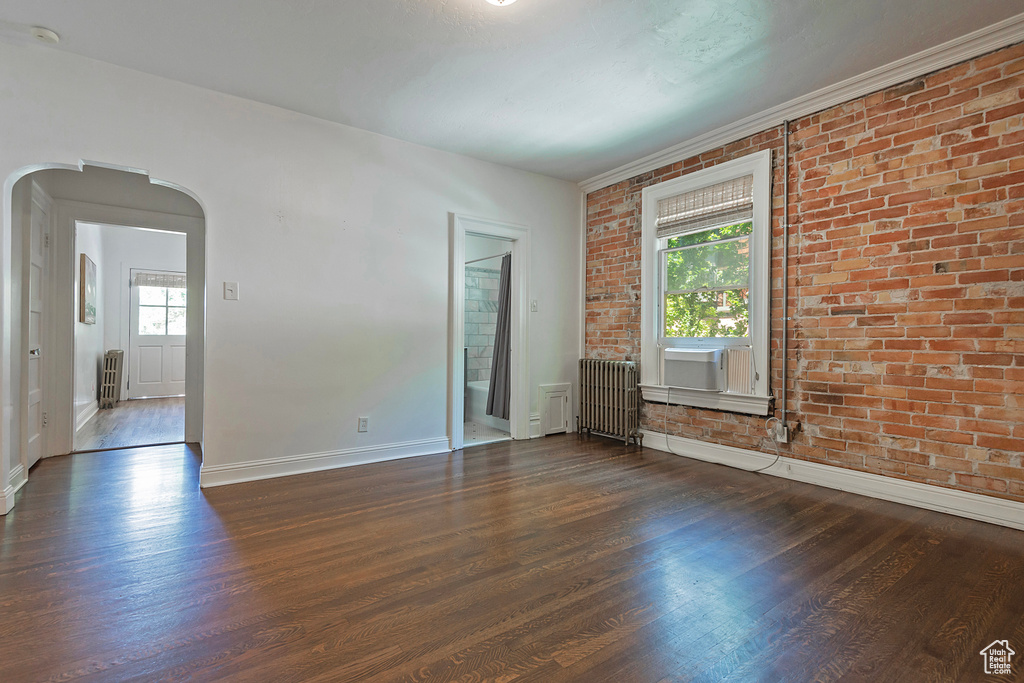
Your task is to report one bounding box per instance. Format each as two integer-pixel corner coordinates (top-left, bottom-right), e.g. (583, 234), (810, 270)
(641, 429), (1024, 531)
(75, 401), (99, 431)
(530, 412), (541, 438)
(199, 437), (451, 489)
(9, 464), (26, 493)
(0, 485), (12, 515)
(0, 463), (24, 515)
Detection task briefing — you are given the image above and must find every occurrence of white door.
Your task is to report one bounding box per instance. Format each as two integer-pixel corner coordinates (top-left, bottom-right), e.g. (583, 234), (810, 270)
(24, 193), (49, 468)
(128, 269), (186, 398)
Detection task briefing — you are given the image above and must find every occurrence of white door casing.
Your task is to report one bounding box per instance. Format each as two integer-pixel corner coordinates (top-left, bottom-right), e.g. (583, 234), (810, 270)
(448, 213), (531, 451)
(128, 269), (186, 398)
(47, 198), (205, 455)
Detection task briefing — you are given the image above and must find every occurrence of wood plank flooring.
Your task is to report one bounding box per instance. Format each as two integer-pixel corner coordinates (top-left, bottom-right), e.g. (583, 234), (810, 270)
(74, 397), (185, 451)
(2, 435), (1023, 682)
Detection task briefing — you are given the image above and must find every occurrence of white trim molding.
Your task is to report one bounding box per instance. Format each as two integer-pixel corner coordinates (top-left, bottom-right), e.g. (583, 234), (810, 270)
(8, 463), (27, 493)
(642, 430), (1024, 531)
(581, 13), (1024, 194)
(1, 464), (27, 515)
(199, 437), (451, 488)
(640, 385), (771, 416)
(53, 198), (206, 451)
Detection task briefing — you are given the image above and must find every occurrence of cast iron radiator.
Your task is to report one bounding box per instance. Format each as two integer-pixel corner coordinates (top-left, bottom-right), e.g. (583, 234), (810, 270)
(577, 359), (642, 446)
(100, 349), (124, 409)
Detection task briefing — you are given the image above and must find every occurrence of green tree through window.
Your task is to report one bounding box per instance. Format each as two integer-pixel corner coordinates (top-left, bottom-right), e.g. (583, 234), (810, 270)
(663, 221), (750, 338)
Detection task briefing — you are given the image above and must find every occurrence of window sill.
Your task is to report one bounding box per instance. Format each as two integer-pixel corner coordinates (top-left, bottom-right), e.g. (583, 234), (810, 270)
(640, 384), (771, 416)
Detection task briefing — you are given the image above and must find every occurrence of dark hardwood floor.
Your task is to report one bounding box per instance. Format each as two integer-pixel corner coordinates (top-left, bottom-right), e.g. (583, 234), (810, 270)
(2, 435), (1023, 682)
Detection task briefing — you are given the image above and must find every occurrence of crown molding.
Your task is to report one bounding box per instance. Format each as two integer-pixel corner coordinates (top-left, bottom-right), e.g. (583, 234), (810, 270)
(580, 13), (1024, 194)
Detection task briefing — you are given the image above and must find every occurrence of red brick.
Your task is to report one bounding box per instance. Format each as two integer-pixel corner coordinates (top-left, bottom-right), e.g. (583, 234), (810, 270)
(586, 42), (1024, 505)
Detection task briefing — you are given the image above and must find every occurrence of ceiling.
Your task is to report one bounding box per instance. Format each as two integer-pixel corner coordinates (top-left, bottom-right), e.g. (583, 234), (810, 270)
(1, 1), (1020, 182)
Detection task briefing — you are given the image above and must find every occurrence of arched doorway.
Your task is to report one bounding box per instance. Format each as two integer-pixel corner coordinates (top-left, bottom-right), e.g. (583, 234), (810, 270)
(4, 162), (206, 506)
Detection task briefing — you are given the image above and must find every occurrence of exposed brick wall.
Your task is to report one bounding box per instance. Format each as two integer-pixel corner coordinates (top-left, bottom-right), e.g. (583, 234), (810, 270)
(585, 42), (1024, 502)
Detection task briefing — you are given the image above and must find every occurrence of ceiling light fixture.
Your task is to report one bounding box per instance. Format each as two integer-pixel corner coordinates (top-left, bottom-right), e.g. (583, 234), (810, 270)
(485, 0), (518, 6)
(30, 26), (60, 44)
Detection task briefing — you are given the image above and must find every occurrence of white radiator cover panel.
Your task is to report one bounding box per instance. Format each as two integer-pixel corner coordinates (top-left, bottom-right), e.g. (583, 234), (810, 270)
(724, 347), (754, 394)
(662, 348), (722, 391)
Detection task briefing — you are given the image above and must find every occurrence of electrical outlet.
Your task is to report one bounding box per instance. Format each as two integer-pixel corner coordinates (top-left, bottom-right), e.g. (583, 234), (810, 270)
(357, 417), (368, 433)
(774, 423), (790, 444)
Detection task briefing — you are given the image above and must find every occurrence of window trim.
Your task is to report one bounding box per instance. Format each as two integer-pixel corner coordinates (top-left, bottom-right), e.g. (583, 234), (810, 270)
(639, 150), (772, 415)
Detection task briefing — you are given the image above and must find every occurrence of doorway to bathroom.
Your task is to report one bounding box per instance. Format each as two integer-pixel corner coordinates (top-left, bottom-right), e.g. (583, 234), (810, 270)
(463, 234), (513, 446)
(448, 214), (530, 452)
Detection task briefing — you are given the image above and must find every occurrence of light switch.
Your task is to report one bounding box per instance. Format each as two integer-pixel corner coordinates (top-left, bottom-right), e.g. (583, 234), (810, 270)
(530, 299), (538, 312)
(223, 282), (239, 300)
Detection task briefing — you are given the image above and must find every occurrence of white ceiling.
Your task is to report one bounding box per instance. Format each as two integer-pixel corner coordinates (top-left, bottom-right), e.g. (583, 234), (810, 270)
(1, 1), (1020, 182)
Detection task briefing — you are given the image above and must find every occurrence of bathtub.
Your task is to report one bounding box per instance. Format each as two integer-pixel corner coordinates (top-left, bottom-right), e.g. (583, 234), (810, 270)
(465, 380), (511, 432)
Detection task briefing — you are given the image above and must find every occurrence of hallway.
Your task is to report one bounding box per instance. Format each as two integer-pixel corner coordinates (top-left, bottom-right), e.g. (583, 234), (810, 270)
(75, 397), (185, 451)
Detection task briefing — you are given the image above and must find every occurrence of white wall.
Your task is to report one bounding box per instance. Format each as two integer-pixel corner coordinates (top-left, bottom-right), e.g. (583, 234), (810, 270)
(72, 222), (103, 426)
(0, 40), (581, 490)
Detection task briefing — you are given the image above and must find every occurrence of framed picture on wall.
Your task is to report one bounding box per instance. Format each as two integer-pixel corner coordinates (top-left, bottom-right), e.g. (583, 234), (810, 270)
(80, 253), (97, 324)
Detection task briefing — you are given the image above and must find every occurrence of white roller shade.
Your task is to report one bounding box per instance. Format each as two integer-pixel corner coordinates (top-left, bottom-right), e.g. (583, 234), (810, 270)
(134, 272), (186, 289)
(656, 174), (754, 239)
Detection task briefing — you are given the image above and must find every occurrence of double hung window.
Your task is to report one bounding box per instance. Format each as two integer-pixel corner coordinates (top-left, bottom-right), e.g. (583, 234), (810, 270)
(640, 150), (771, 414)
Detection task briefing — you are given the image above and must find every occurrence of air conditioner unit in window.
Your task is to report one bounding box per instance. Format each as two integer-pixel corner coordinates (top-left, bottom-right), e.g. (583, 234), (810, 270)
(662, 348), (722, 391)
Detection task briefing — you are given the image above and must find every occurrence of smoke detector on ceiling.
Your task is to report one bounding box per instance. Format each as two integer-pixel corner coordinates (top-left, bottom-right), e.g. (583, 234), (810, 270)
(30, 26), (60, 44)
(485, 0), (518, 5)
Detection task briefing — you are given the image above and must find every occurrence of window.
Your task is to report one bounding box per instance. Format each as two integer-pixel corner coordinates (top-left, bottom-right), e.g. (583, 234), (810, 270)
(662, 221), (751, 340)
(135, 272), (187, 336)
(640, 150), (771, 415)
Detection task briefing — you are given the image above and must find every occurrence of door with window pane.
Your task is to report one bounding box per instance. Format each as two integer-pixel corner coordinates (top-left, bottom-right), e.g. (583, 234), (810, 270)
(128, 269), (186, 398)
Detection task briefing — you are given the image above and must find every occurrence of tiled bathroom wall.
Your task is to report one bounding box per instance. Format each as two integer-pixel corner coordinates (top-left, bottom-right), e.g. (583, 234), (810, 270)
(465, 265), (500, 382)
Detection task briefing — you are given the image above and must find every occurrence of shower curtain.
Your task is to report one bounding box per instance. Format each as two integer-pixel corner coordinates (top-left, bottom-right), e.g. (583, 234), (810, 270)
(486, 254), (511, 420)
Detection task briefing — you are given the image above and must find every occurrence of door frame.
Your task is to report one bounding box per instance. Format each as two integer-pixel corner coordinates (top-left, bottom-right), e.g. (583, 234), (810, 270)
(448, 213), (530, 451)
(52, 200), (205, 455)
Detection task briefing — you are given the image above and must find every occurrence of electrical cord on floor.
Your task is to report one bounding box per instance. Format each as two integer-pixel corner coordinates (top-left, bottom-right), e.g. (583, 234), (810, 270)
(660, 386), (783, 473)
(662, 385), (683, 457)
(751, 416), (783, 473)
